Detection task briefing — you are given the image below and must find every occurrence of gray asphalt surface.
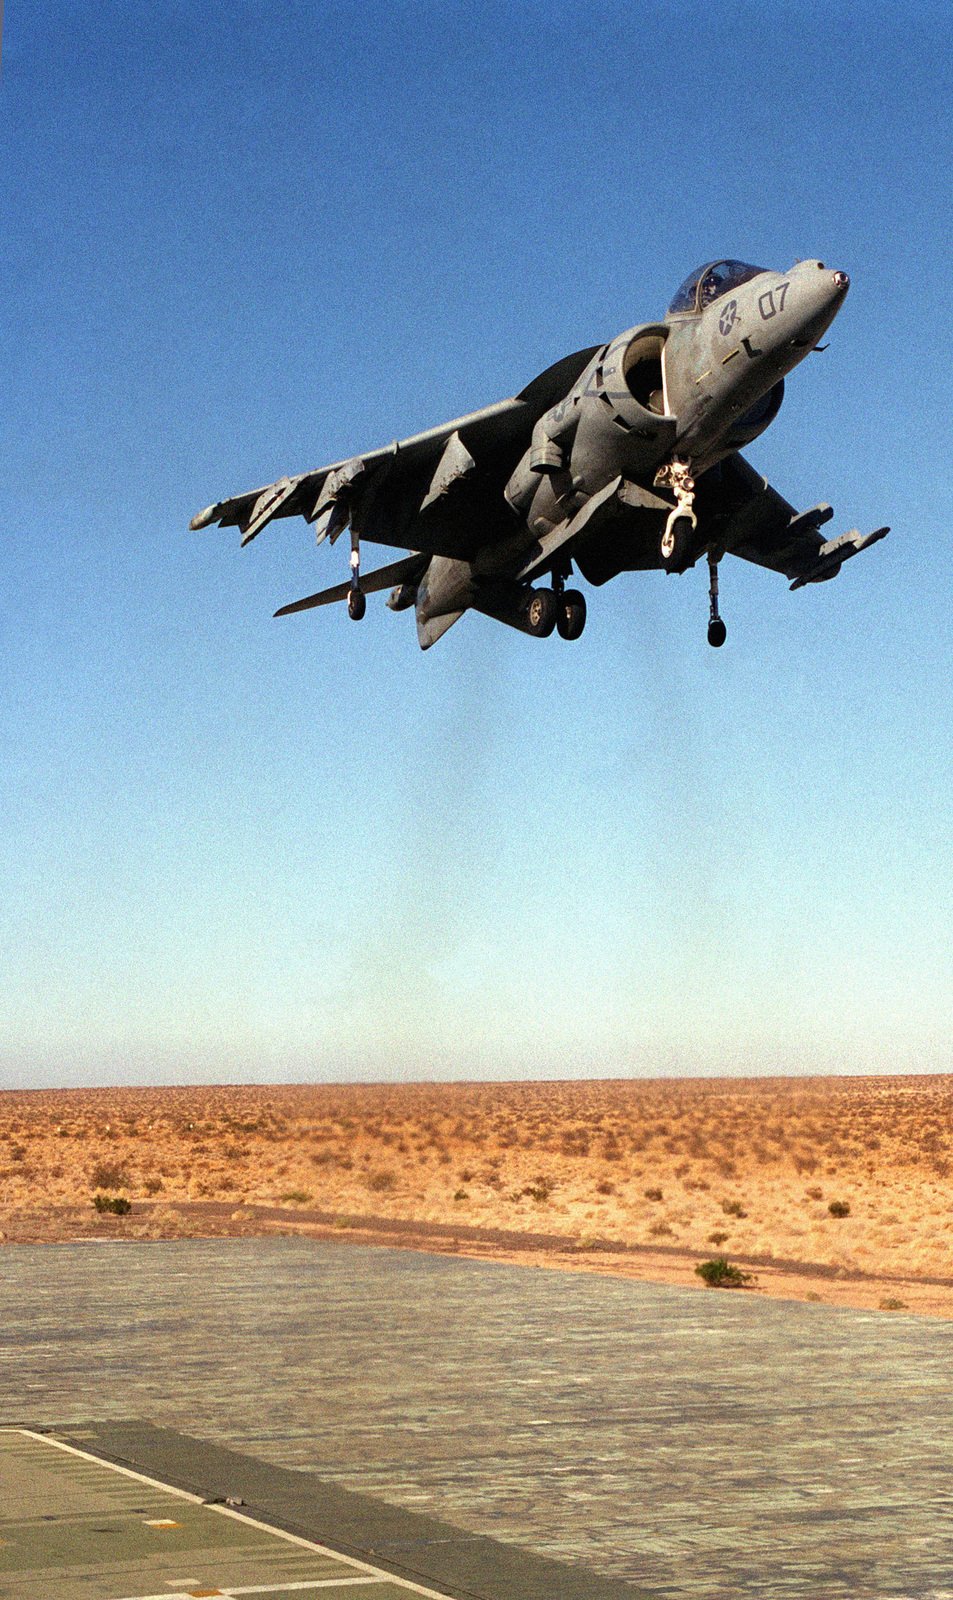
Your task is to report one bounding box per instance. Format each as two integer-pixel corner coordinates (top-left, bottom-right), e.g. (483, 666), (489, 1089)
(2, 1238), (950, 1599)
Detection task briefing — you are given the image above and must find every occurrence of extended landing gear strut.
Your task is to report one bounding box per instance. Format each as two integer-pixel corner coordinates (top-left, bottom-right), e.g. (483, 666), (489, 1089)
(347, 528), (366, 620)
(656, 459), (697, 574)
(707, 553), (727, 648)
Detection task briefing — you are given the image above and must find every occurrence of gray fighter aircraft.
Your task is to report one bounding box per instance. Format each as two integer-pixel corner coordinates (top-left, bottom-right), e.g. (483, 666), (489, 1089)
(191, 258), (887, 649)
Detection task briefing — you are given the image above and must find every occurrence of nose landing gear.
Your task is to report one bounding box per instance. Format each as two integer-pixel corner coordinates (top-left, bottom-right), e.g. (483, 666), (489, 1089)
(660, 512), (696, 572)
(707, 552), (727, 647)
(656, 458), (698, 573)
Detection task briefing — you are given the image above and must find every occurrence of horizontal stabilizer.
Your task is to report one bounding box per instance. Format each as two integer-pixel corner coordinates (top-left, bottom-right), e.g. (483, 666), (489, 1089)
(274, 554), (427, 617)
(790, 526), (889, 590)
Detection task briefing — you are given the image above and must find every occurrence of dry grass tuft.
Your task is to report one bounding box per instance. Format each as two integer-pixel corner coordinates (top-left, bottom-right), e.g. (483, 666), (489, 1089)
(0, 1076), (950, 1289)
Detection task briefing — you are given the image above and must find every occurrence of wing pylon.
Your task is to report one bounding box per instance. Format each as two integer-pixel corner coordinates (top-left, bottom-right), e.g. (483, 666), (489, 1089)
(789, 526), (889, 589)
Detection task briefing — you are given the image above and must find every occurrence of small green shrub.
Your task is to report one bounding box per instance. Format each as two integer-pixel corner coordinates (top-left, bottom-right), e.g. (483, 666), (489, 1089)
(805, 1186), (823, 1200)
(521, 1176), (554, 1201)
(879, 1296), (907, 1311)
(92, 1194), (132, 1216)
(644, 1187), (663, 1202)
(828, 1200), (851, 1218)
(280, 1189), (312, 1204)
(721, 1198), (747, 1218)
(695, 1257), (754, 1289)
(707, 1230), (729, 1246)
(596, 1180), (615, 1195)
(453, 1188), (469, 1202)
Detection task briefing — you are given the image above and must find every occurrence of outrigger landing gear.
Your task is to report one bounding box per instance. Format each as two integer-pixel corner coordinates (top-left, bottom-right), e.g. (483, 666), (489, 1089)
(707, 552), (727, 648)
(347, 528), (366, 620)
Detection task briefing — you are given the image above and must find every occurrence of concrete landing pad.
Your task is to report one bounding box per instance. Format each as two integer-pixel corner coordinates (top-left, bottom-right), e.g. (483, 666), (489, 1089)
(0, 1425), (648, 1600)
(5, 1240), (953, 1597)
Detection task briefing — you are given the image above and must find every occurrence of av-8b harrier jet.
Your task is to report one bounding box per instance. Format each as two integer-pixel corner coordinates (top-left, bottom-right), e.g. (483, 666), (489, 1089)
(192, 258), (887, 649)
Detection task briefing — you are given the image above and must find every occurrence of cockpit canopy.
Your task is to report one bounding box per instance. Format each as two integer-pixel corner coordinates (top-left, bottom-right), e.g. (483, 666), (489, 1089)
(667, 259), (766, 316)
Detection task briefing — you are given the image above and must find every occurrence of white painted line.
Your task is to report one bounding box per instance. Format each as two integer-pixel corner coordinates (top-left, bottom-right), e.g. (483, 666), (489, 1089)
(111, 1582), (385, 1600)
(12, 1430), (459, 1600)
(211, 1503), (459, 1599)
(227, 1581), (386, 1594)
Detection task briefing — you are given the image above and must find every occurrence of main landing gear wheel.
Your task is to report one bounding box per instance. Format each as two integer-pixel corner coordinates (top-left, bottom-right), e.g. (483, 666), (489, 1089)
(523, 587), (557, 637)
(660, 513), (695, 573)
(347, 587), (366, 621)
(556, 589), (587, 640)
(707, 617), (727, 648)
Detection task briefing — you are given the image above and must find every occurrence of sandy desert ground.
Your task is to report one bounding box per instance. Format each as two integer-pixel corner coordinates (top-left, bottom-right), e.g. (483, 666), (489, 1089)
(1, 1075), (952, 1315)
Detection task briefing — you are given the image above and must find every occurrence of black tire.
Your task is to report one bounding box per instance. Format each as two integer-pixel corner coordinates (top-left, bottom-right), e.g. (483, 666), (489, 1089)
(660, 514), (695, 572)
(347, 587), (366, 621)
(707, 617), (727, 648)
(523, 587), (557, 637)
(557, 589), (587, 640)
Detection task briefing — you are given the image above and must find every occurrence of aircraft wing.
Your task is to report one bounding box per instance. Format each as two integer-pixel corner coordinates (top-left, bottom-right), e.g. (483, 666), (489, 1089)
(190, 346), (602, 562)
(707, 453), (887, 588)
(274, 552), (428, 616)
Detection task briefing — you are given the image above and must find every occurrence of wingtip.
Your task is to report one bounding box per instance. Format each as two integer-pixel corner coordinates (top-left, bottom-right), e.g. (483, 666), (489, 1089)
(189, 505), (218, 531)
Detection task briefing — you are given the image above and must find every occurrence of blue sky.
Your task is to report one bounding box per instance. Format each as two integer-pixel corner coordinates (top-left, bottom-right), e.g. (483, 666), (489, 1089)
(1, 0), (951, 1088)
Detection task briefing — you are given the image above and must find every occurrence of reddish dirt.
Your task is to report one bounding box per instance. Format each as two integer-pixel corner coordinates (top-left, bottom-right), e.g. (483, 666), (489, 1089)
(2, 1076), (952, 1317)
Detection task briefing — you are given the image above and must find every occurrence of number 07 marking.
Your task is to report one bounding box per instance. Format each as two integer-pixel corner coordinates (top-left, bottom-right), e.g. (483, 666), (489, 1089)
(758, 282), (790, 320)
